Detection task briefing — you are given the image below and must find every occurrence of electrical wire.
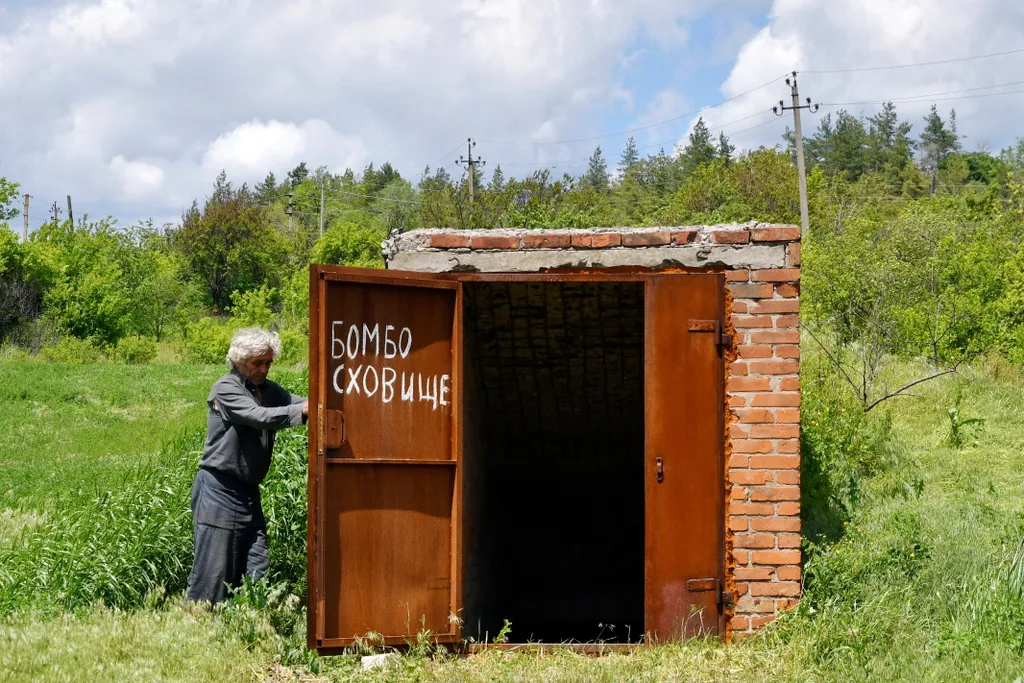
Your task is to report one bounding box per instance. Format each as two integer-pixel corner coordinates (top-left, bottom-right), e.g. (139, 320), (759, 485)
(822, 86), (1024, 108)
(803, 47), (1024, 74)
(494, 110), (784, 172)
(479, 73), (789, 146)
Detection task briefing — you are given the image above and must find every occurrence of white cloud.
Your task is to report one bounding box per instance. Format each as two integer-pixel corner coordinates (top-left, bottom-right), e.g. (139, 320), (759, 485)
(699, 0), (1024, 155)
(200, 119), (366, 181)
(109, 155), (164, 199)
(0, 0), (714, 225)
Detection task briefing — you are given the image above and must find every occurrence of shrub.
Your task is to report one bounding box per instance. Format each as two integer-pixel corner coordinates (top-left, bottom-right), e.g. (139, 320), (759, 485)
(115, 335), (158, 364)
(276, 328), (308, 367)
(182, 317), (234, 364)
(229, 286), (277, 328)
(41, 336), (105, 364)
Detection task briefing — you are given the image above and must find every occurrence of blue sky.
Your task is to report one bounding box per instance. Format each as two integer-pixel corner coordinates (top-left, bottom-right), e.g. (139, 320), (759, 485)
(1, 0), (1022, 231)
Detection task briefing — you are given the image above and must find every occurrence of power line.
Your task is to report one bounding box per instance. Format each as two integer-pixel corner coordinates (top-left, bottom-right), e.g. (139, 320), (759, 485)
(480, 73), (788, 146)
(804, 47), (1024, 74)
(419, 141), (465, 180)
(494, 110), (782, 172)
(823, 86), (1024, 108)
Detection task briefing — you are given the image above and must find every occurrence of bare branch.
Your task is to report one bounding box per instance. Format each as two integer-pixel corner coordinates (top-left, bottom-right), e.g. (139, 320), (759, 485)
(864, 368), (958, 412)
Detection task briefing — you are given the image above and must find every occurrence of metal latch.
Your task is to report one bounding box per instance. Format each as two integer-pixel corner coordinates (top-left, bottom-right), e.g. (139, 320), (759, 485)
(687, 319), (733, 350)
(324, 409), (345, 449)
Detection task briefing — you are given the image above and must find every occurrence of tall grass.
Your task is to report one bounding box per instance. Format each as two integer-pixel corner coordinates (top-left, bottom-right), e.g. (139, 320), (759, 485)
(6, 360), (1024, 680)
(0, 368), (310, 615)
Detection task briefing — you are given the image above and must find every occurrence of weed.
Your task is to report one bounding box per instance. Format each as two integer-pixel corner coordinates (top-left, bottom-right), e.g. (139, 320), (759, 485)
(943, 386), (985, 448)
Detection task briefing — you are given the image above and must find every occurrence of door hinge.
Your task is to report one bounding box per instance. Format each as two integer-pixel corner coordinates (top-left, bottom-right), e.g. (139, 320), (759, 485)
(687, 319), (733, 350)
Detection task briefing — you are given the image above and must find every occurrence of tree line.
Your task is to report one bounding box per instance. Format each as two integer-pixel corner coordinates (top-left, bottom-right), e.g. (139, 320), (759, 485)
(2, 101), (1024, 367)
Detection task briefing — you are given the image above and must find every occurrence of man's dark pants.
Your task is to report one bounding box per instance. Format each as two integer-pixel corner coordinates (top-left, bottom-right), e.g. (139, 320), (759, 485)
(186, 468), (268, 604)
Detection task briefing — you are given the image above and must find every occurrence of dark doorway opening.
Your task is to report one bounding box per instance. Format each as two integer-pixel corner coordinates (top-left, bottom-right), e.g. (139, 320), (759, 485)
(461, 281), (646, 644)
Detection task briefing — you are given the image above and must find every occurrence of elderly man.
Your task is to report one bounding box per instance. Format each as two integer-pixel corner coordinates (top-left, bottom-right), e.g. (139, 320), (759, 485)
(186, 327), (308, 604)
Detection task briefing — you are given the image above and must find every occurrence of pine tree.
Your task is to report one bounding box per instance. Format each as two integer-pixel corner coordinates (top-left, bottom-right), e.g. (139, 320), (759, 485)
(866, 102), (915, 174)
(211, 170), (232, 204)
(287, 162), (309, 186)
(682, 118), (716, 173)
(583, 146), (609, 191)
(920, 105), (961, 160)
(717, 132), (735, 167)
(920, 105), (961, 192)
(489, 165), (506, 191)
(619, 136), (639, 174)
(254, 172), (278, 204)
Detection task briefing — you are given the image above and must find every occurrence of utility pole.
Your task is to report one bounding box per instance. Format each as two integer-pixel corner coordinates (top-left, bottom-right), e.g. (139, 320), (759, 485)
(22, 194), (30, 242)
(318, 183), (325, 237)
(66, 195), (73, 226)
(50, 201), (62, 223)
(284, 191), (294, 233)
(456, 138), (486, 204)
(773, 71), (819, 234)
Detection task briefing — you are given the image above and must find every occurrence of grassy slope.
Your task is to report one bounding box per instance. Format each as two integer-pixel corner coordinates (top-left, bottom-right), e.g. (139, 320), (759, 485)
(3, 361), (1024, 681)
(0, 362), (222, 511)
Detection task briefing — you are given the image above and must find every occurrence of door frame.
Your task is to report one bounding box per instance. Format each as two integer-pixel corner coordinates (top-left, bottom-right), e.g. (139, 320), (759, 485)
(308, 266), (728, 651)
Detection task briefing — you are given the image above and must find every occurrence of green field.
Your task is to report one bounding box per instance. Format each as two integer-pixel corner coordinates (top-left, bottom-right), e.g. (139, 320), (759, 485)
(2, 359), (1024, 682)
(0, 362), (223, 511)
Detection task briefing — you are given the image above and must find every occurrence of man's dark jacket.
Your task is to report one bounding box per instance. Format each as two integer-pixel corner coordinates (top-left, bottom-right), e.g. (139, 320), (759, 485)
(192, 368), (306, 530)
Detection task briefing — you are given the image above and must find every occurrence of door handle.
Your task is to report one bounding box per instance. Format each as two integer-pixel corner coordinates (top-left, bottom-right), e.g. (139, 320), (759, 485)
(656, 456), (664, 483)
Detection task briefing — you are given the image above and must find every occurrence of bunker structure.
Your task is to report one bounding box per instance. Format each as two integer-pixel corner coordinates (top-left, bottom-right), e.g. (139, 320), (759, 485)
(306, 224), (802, 653)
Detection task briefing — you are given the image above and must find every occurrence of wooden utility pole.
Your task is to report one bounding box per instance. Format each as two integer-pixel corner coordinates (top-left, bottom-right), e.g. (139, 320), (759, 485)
(773, 72), (819, 234)
(319, 183), (325, 237)
(66, 195), (73, 226)
(456, 138), (486, 204)
(22, 194), (29, 242)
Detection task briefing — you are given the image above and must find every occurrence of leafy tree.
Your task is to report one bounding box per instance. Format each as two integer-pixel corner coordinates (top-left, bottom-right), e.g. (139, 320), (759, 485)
(681, 118), (716, 173)
(312, 222), (386, 268)
(172, 175), (287, 310)
(582, 146), (609, 191)
(619, 136), (640, 174)
(0, 176), (20, 224)
(35, 218), (134, 345)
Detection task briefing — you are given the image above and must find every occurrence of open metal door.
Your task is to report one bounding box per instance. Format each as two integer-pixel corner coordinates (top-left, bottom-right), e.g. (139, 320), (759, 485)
(308, 265), (462, 652)
(645, 273), (727, 640)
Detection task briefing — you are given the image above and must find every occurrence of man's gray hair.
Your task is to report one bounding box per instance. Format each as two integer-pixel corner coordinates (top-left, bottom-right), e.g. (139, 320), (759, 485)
(226, 327), (282, 366)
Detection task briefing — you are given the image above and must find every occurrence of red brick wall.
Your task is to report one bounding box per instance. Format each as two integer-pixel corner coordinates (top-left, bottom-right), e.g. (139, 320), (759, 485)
(389, 224), (802, 639)
(725, 255), (801, 637)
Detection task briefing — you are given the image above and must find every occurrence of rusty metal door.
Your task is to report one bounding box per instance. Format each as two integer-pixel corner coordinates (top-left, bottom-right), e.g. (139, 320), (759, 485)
(645, 273), (726, 639)
(308, 266), (462, 651)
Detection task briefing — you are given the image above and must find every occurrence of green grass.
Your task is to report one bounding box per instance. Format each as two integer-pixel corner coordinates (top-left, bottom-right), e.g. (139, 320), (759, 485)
(0, 600), (275, 682)
(3, 358), (1024, 681)
(0, 362), (223, 510)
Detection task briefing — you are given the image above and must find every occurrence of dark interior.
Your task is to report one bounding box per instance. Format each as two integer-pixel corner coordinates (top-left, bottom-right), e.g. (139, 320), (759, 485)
(461, 281), (646, 644)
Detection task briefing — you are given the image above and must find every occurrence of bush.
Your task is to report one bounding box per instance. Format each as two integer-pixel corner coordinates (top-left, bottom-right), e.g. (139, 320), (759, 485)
(276, 328), (308, 367)
(41, 336), (105, 364)
(182, 317), (234, 364)
(115, 335), (157, 364)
